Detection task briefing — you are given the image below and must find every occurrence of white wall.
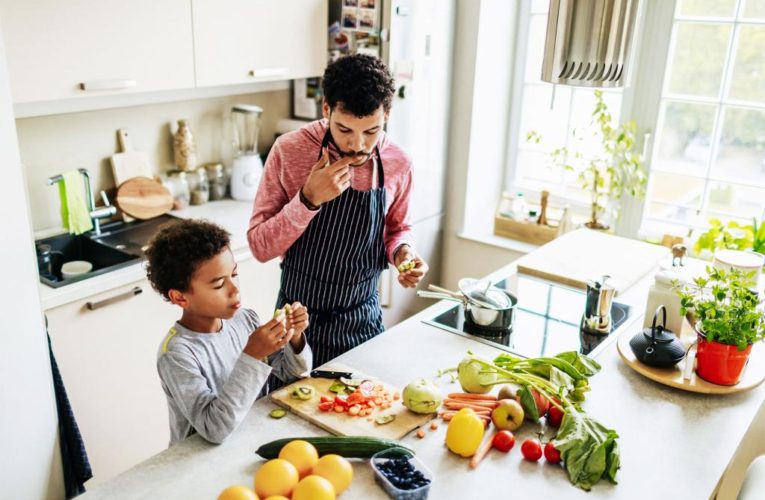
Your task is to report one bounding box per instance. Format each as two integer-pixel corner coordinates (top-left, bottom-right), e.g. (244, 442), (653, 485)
(16, 90), (290, 231)
(0, 21), (63, 500)
(441, 0), (525, 288)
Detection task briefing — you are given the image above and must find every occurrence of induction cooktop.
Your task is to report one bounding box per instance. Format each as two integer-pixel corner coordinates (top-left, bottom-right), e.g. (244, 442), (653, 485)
(424, 275), (633, 359)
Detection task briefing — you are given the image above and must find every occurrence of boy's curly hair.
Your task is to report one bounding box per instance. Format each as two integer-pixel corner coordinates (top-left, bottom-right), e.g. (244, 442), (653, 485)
(145, 219), (230, 300)
(322, 54), (395, 117)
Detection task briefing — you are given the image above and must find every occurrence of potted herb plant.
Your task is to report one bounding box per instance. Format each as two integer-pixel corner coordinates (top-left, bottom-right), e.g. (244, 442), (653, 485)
(677, 266), (765, 385)
(527, 90), (647, 230)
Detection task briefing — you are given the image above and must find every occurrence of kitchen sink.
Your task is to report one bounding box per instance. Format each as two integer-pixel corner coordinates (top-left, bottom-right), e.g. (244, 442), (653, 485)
(36, 214), (180, 288)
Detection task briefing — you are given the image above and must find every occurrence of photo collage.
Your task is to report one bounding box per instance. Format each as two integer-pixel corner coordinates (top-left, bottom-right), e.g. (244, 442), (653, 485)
(337, 0), (381, 58)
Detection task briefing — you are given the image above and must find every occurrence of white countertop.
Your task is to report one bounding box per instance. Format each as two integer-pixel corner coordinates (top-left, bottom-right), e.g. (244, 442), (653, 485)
(77, 255), (765, 500)
(38, 200), (256, 310)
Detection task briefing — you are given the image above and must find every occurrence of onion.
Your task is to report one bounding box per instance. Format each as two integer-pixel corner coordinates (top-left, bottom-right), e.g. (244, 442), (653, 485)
(457, 356), (498, 394)
(402, 379), (443, 414)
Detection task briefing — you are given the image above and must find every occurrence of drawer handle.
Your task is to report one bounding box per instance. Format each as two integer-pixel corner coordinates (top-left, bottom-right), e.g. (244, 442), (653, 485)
(248, 67), (287, 79)
(86, 286), (142, 311)
(78, 79), (137, 91)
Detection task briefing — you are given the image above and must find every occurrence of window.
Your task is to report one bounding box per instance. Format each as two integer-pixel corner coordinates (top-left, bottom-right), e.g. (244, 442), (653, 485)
(506, 0), (625, 213)
(641, 0), (765, 238)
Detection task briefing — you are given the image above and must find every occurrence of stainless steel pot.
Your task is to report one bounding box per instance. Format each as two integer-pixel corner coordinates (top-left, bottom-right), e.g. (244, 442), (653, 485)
(417, 284), (517, 330)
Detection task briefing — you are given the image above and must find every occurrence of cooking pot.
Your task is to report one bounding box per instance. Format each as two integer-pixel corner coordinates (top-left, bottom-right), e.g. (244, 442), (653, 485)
(417, 283), (517, 330)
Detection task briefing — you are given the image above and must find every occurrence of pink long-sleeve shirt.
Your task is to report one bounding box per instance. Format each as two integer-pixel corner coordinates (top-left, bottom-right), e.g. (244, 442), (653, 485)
(248, 119), (413, 264)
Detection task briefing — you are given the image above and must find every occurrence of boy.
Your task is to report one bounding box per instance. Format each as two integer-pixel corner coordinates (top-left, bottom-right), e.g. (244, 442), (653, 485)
(145, 219), (311, 445)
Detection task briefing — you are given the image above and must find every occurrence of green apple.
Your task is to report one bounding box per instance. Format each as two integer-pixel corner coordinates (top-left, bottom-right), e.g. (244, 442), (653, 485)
(491, 398), (525, 431)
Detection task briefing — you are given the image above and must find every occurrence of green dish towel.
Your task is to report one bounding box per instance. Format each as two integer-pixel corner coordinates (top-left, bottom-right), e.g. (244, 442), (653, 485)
(58, 170), (93, 235)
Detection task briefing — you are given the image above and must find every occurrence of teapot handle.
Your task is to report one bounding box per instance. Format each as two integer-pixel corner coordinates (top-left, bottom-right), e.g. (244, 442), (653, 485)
(650, 305), (667, 343)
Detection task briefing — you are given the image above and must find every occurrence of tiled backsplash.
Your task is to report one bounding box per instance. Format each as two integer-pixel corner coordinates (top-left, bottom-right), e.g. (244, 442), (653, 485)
(17, 89), (290, 231)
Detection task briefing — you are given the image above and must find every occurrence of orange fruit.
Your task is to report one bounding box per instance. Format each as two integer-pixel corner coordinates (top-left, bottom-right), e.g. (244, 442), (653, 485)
(217, 485), (258, 500)
(263, 497), (289, 500)
(278, 440), (319, 478)
(291, 475), (336, 500)
(254, 459), (299, 498)
(312, 454), (353, 495)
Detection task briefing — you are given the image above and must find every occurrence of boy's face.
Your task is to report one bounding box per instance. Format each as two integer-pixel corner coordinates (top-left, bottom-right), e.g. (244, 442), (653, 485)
(169, 247), (241, 320)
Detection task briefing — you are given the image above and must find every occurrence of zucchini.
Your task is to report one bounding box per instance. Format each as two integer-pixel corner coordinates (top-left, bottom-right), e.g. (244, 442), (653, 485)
(256, 436), (413, 459)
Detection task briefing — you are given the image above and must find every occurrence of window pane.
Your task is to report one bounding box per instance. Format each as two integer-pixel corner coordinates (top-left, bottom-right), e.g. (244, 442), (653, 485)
(668, 23), (731, 98)
(678, 0), (737, 17)
(648, 171), (705, 206)
(518, 84), (572, 152)
(654, 101), (717, 176)
(742, 0), (765, 19)
(646, 202), (699, 225)
(531, 0), (548, 14)
(516, 150), (562, 186)
(567, 89), (622, 159)
(711, 106), (765, 185)
(525, 15), (548, 83)
(728, 26), (765, 103)
(706, 181), (765, 218)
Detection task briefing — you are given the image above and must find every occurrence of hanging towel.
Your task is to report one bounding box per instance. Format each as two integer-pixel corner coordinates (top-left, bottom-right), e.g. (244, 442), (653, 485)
(58, 170), (93, 235)
(47, 326), (93, 497)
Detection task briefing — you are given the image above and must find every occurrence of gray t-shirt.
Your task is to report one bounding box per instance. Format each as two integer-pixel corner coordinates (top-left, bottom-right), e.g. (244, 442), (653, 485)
(156, 308), (312, 445)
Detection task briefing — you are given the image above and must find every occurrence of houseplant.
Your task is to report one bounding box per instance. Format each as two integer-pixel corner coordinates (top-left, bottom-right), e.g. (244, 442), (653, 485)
(527, 90), (647, 230)
(676, 266), (765, 385)
(694, 217), (765, 261)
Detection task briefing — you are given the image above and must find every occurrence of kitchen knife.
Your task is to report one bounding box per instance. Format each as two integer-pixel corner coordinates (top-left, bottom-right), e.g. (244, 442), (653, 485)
(310, 369), (355, 379)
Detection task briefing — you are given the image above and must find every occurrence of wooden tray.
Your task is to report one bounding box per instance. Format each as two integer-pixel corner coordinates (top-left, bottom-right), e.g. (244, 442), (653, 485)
(270, 363), (433, 439)
(616, 330), (765, 394)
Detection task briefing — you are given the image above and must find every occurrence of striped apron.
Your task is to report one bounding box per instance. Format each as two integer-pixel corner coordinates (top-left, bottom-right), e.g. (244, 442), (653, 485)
(276, 130), (388, 370)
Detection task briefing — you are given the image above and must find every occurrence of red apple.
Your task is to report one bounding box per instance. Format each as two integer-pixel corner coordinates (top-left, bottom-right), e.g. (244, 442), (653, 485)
(491, 398), (525, 431)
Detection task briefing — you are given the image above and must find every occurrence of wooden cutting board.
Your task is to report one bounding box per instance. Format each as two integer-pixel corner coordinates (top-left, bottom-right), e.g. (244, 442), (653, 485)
(270, 363), (433, 440)
(110, 129), (153, 221)
(115, 177), (174, 220)
(516, 228), (669, 295)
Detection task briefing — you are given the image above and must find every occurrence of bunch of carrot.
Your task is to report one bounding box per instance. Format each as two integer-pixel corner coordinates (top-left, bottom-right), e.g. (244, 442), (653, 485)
(438, 392), (498, 426)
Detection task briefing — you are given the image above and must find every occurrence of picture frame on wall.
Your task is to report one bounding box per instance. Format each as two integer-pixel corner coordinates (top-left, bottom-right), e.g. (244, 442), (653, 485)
(291, 77), (323, 120)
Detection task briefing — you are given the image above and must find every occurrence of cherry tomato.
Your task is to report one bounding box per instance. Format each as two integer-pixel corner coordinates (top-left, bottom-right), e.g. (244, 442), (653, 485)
(521, 438), (543, 461)
(492, 430), (516, 453)
(546, 406), (565, 428)
(544, 442), (562, 464)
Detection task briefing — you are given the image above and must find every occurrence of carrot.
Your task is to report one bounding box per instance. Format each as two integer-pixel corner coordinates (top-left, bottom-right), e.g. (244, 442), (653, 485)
(444, 398), (498, 408)
(416, 429), (426, 439)
(443, 401), (497, 412)
(470, 432), (497, 469)
(448, 393), (498, 401)
(440, 410), (491, 418)
(430, 421), (439, 430)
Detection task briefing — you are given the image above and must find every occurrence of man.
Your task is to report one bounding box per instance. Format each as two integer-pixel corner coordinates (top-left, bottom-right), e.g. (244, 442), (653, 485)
(248, 54), (427, 367)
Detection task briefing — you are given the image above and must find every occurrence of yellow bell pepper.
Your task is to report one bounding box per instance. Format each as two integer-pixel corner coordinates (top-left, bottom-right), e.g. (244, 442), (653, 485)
(445, 408), (485, 457)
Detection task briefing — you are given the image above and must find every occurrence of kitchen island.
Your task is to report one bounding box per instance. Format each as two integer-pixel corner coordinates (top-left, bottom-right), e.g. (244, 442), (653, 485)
(78, 243), (765, 500)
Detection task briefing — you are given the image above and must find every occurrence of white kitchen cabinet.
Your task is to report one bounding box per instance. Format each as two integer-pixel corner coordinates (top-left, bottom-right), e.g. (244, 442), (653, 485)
(192, 0), (328, 87)
(45, 277), (177, 486)
(0, 0), (195, 104)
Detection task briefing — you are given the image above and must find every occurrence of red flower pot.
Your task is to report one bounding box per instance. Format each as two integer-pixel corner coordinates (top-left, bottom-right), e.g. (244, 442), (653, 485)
(695, 331), (752, 386)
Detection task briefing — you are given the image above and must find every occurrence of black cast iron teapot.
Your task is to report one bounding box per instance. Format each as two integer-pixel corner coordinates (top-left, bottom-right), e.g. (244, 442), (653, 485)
(629, 305), (686, 368)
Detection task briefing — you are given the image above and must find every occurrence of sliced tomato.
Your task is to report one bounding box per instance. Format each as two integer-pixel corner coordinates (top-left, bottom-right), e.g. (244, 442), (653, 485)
(334, 395), (349, 407)
(346, 392), (365, 405)
(318, 401), (333, 412)
(320, 396), (332, 404)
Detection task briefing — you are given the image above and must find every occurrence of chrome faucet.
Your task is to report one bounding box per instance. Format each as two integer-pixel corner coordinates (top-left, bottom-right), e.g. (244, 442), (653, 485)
(48, 168), (117, 236)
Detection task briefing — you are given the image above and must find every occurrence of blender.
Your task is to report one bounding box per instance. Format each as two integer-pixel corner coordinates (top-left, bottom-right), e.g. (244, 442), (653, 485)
(229, 104), (264, 201)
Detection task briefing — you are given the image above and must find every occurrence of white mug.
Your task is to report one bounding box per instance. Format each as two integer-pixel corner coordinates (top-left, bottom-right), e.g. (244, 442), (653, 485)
(712, 249), (764, 290)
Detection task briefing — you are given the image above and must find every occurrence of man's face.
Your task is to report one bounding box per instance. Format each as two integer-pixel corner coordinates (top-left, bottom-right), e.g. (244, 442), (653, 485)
(171, 247), (241, 321)
(323, 101), (388, 167)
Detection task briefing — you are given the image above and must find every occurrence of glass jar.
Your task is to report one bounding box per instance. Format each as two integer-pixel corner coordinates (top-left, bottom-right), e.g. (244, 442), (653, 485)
(205, 163), (227, 201)
(162, 170), (190, 210)
(189, 167), (209, 205)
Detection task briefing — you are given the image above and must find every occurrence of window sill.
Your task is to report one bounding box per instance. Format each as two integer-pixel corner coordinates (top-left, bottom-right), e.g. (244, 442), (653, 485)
(457, 229), (541, 255)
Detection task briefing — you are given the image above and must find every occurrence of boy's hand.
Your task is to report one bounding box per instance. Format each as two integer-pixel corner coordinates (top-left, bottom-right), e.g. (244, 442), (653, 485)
(243, 316), (294, 360)
(286, 302), (308, 352)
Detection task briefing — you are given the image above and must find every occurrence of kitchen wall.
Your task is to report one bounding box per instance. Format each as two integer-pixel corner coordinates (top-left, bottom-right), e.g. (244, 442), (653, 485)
(16, 90), (290, 231)
(0, 24), (63, 500)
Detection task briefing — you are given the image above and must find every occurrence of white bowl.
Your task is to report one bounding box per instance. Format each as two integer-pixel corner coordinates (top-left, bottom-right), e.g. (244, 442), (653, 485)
(61, 260), (93, 279)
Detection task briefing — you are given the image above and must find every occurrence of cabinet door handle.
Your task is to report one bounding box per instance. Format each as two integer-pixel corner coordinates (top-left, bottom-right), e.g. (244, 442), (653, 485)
(78, 79), (137, 91)
(248, 67), (287, 79)
(86, 286), (142, 311)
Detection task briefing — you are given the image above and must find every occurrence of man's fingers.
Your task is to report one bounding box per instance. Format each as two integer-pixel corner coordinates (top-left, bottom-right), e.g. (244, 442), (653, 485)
(329, 155), (358, 172)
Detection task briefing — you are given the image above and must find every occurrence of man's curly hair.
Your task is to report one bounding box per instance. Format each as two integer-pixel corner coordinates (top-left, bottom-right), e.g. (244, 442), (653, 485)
(145, 219), (230, 300)
(322, 54), (395, 117)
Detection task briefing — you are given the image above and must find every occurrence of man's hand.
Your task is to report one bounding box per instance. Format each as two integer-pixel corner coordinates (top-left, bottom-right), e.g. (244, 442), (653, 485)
(243, 316), (294, 360)
(285, 302), (309, 352)
(301, 148), (364, 207)
(394, 244), (428, 289)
